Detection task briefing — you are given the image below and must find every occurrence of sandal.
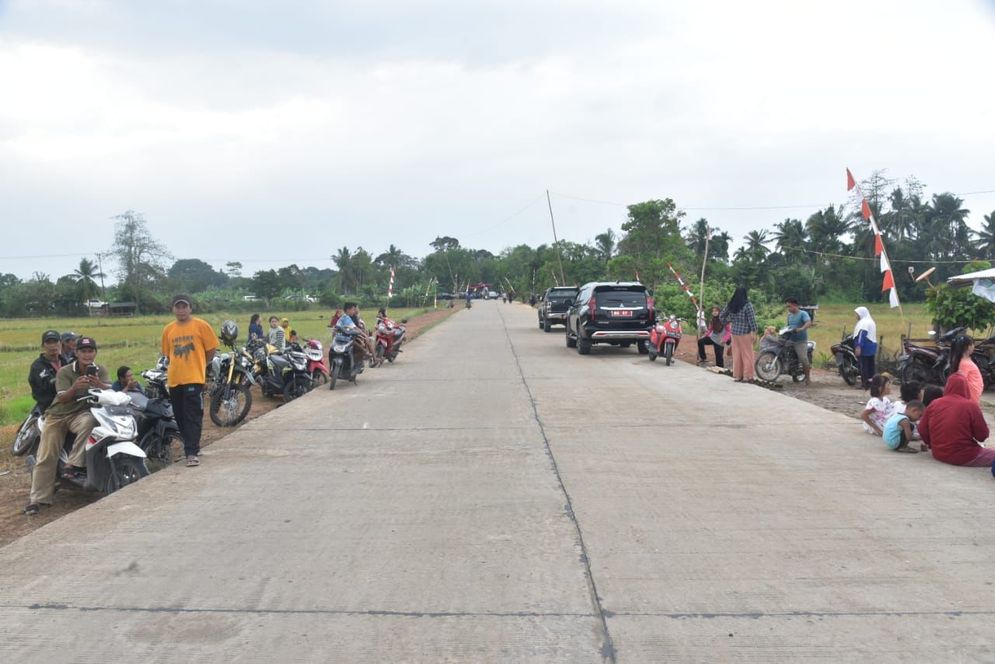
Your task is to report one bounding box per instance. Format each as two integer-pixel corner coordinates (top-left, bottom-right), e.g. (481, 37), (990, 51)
(23, 503), (47, 515)
(895, 446), (919, 454)
(186, 455), (200, 467)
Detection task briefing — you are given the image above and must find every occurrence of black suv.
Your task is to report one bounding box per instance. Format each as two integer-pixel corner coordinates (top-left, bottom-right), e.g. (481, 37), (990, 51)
(566, 282), (654, 355)
(538, 286), (579, 332)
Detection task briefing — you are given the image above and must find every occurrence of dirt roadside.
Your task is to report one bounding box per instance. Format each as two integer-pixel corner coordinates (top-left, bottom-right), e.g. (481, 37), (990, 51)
(0, 306), (458, 548)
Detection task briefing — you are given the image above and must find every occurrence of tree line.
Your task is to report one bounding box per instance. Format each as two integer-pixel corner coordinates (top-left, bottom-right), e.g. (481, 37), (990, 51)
(1, 172), (992, 320)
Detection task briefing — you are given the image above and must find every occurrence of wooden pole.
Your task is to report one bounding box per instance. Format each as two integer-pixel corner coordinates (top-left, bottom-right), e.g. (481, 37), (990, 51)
(546, 190), (567, 285)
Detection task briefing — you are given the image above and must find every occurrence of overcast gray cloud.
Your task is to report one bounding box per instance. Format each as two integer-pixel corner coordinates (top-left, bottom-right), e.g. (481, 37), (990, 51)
(2, 0), (994, 279)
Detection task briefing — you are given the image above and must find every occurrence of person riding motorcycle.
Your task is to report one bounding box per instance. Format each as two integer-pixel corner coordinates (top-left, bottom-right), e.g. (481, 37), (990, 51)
(29, 329), (66, 412)
(24, 336), (110, 515)
(336, 302), (380, 367)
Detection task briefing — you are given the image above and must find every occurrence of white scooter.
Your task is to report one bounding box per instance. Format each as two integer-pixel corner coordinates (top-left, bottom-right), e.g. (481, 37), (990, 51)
(28, 389), (150, 494)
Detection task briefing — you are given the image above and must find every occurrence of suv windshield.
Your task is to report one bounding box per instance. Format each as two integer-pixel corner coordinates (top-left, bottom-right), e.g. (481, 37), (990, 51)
(595, 289), (646, 308)
(547, 289), (577, 303)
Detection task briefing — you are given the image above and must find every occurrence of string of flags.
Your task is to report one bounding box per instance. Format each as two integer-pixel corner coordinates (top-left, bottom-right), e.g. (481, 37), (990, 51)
(847, 168), (901, 309)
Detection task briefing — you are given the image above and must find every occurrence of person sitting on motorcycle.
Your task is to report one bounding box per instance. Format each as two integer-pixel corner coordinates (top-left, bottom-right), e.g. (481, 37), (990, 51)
(29, 329), (66, 412)
(112, 365), (145, 394)
(268, 316), (286, 351)
(24, 336), (110, 515)
(784, 298), (813, 385)
(337, 302), (380, 366)
(60, 331), (78, 365)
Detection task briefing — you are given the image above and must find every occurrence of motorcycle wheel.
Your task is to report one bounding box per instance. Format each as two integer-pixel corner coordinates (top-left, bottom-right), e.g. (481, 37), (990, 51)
(108, 457), (150, 493)
(209, 383), (252, 427)
(840, 355), (860, 386)
(388, 344), (401, 363)
(901, 361), (931, 386)
(755, 352), (782, 382)
(311, 368), (327, 388)
(145, 432), (183, 472)
(648, 347), (658, 361)
(329, 361), (341, 390)
(664, 343), (674, 366)
(283, 376), (309, 402)
(11, 413), (40, 457)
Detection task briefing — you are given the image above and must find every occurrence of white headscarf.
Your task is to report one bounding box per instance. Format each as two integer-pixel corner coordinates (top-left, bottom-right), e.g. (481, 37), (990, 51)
(853, 306), (876, 340)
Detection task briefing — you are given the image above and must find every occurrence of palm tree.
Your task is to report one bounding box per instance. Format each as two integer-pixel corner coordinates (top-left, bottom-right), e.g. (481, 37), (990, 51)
(770, 218), (808, 260)
(72, 257), (104, 302)
(734, 230), (770, 263)
(332, 247), (356, 293)
(974, 210), (995, 260)
(806, 205), (853, 255)
(594, 229), (616, 265)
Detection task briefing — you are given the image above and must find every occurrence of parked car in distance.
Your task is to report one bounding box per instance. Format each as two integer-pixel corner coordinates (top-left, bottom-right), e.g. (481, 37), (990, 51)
(538, 286), (579, 332)
(243, 295), (262, 302)
(565, 282), (654, 355)
(83, 299), (106, 309)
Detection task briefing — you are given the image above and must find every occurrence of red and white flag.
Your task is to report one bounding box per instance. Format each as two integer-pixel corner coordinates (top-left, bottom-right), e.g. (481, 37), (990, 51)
(848, 167), (899, 309)
(387, 266), (395, 299)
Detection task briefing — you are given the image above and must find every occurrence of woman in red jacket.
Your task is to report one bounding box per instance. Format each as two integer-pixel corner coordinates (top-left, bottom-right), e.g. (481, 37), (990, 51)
(918, 373), (994, 467)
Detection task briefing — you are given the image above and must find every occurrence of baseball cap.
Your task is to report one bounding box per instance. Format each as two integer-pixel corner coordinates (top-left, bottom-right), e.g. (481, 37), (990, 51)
(42, 329), (61, 343)
(76, 337), (98, 350)
(61, 331), (78, 342)
(171, 294), (192, 307)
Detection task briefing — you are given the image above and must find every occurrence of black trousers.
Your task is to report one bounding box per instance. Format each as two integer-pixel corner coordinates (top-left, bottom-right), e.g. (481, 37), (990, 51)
(170, 383), (204, 457)
(859, 354), (876, 387)
(697, 337), (725, 368)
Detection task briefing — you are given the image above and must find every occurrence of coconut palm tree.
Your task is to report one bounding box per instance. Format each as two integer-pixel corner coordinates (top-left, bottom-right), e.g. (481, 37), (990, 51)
(973, 210), (995, 260)
(594, 229), (617, 265)
(72, 257), (104, 302)
(770, 218), (808, 261)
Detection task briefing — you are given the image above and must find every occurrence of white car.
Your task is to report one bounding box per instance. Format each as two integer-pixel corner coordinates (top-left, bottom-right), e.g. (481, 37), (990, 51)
(84, 299), (106, 308)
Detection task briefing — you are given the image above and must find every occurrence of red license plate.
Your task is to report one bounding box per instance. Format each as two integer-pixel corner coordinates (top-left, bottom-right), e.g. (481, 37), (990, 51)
(611, 310), (633, 317)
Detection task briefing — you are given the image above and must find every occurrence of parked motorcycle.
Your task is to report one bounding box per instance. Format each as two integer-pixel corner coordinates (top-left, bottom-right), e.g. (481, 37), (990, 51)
(375, 317), (406, 364)
(897, 327), (963, 386)
(208, 320), (255, 426)
(648, 315), (682, 365)
(25, 389), (150, 494)
(328, 332), (363, 390)
(830, 329), (860, 386)
(249, 339), (312, 401)
(304, 338), (329, 387)
(128, 391), (182, 470)
(755, 328), (816, 382)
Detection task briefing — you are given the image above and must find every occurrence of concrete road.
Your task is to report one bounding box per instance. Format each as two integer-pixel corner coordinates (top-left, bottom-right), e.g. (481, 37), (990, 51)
(2, 301), (995, 662)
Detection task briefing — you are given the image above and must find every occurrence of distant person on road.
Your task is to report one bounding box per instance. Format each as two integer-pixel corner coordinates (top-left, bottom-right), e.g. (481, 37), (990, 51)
(529, 293), (537, 307)
(918, 373), (993, 467)
(860, 374), (894, 436)
(853, 306), (878, 389)
(268, 316), (286, 351)
(29, 329), (67, 412)
(248, 313), (264, 342)
(719, 287), (758, 382)
(882, 400), (924, 453)
(784, 297), (812, 385)
(59, 331), (78, 365)
(696, 305), (730, 368)
(950, 335), (983, 403)
(111, 366), (145, 394)
(162, 294), (218, 468)
(24, 336), (109, 515)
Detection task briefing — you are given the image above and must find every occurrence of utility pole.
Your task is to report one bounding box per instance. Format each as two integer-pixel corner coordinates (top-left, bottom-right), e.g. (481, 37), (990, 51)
(546, 190), (567, 285)
(95, 251), (108, 297)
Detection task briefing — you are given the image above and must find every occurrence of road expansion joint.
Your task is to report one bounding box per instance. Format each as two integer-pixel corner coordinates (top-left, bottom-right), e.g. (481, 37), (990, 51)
(495, 306), (617, 663)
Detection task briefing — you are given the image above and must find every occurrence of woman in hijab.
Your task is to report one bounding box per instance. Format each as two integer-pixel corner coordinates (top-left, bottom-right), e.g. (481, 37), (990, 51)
(853, 306), (878, 389)
(697, 305), (731, 368)
(918, 373), (992, 467)
(720, 287), (758, 382)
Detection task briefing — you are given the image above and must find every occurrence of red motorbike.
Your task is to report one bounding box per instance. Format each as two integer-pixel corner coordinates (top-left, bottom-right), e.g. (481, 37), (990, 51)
(648, 315), (683, 365)
(304, 339), (329, 386)
(375, 316), (407, 364)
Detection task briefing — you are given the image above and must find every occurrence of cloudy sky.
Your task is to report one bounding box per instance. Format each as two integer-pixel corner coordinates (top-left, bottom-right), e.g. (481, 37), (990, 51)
(2, 0), (994, 280)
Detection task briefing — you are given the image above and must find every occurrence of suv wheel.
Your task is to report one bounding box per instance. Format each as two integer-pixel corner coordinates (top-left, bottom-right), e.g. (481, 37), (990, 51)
(637, 340), (649, 355)
(578, 337), (592, 355)
(543, 318), (552, 333)
(538, 314), (544, 329)
(566, 326), (577, 348)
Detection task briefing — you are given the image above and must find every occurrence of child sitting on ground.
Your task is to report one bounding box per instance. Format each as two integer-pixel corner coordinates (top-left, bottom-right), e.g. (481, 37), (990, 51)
(759, 325), (780, 353)
(923, 384), (944, 407)
(861, 374), (895, 436)
(882, 400), (925, 453)
(894, 381), (924, 439)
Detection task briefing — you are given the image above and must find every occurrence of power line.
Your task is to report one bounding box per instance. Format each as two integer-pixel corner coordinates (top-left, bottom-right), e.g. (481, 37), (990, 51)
(788, 247), (982, 265)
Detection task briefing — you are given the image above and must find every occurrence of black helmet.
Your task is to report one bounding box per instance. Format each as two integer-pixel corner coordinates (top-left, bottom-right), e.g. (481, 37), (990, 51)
(220, 320), (239, 345)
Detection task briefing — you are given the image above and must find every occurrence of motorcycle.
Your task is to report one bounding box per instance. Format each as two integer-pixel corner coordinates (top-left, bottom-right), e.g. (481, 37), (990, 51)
(648, 315), (682, 365)
(249, 339), (312, 401)
(830, 329), (861, 386)
(897, 327), (962, 386)
(328, 331), (363, 390)
(10, 405), (42, 457)
(25, 389), (150, 494)
(304, 338), (329, 387)
(128, 391), (182, 470)
(375, 317), (406, 364)
(755, 328), (816, 383)
(208, 321), (255, 426)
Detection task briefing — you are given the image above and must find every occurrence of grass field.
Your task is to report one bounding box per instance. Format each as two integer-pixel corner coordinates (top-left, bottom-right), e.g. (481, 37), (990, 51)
(0, 307), (431, 426)
(803, 302), (932, 365)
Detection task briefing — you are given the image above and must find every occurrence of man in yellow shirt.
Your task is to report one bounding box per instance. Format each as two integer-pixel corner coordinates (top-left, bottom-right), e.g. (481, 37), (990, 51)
(161, 294), (218, 467)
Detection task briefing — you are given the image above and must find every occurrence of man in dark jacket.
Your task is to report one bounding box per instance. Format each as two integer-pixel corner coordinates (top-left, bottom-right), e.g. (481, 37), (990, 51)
(28, 329), (66, 412)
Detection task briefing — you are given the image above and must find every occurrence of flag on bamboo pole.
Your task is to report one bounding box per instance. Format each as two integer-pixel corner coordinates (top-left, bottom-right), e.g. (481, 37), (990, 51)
(666, 262), (700, 311)
(387, 266), (395, 299)
(848, 167), (899, 309)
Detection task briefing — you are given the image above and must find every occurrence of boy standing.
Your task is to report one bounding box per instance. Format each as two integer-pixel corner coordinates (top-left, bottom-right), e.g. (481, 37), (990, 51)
(161, 294), (217, 467)
(882, 400), (925, 453)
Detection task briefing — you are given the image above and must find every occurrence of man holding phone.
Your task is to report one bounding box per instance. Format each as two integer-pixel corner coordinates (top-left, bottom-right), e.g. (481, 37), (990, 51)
(24, 336), (110, 515)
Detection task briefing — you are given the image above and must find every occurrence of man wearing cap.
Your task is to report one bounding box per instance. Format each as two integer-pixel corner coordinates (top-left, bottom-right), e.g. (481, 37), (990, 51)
(161, 294), (217, 467)
(24, 336), (110, 515)
(28, 330), (67, 412)
(60, 331), (78, 365)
